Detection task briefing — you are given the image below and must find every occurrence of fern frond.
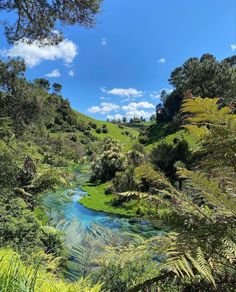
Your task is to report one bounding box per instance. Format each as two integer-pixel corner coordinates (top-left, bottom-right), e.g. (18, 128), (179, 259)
(117, 191), (149, 200)
(178, 169), (236, 215)
(181, 97), (233, 125)
(186, 247), (215, 286)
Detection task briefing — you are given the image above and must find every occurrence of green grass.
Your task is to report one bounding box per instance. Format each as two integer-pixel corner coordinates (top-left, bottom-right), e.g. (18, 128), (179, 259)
(145, 128), (198, 151)
(143, 122), (199, 151)
(80, 183), (137, 217)
(74, 111), (139, 151)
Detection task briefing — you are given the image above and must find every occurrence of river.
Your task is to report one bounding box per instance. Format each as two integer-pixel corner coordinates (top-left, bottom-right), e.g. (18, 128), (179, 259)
(42, 179), (164, 248)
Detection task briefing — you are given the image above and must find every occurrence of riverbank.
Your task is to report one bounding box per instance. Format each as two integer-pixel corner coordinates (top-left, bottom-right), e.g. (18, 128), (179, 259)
(80, 183), (138, 217)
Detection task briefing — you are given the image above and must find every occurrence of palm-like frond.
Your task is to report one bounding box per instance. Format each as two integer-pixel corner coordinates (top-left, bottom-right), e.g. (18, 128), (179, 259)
(181, 97), (236, 126)
(178, 169), (236, 216)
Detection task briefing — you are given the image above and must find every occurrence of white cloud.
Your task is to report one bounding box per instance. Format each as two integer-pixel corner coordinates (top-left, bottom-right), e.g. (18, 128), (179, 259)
(118, 102), (155, 120)
(1, 38), (78, 68)
(231, 44), (236, 51)
(158, 57), (166, 64)
(101, 37), (107, 46)
(45, 69), (61, 78)
(125, 110), (155, 120)
(107, 114), (123, 121)
(68, 69), (75, 77)
(101, 87), (143, 98)
(150, 92), (161, 99)
(122, 101), (155, 111)
(100, 96), (111, 101)
(88, 102), (120, 114)
(88, 106), (100, 113)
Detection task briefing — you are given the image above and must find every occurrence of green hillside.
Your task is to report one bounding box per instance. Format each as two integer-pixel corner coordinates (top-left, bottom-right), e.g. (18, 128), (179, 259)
(141, 122), (199, 151)
(74, 111), (139, 150)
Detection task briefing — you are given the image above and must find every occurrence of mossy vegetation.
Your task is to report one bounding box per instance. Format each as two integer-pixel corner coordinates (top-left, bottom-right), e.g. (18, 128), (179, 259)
(80, 183), (138, 217)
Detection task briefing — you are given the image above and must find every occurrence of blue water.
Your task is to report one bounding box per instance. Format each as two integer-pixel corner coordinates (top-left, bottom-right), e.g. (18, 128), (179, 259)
(42, 185), (164, 247)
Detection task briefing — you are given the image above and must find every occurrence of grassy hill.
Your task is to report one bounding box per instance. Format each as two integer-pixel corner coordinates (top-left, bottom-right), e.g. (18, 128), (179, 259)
(74, 111), (198, 153)
(74, 111), (140, 151)
(142, 122), (198, 151)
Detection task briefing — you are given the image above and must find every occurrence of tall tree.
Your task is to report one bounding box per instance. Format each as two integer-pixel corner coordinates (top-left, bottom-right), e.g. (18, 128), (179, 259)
(0, 0), (102, 44)
(169, 54), (236, 105)
(52, 83), (62, 95)
(34, 78), (50, 91)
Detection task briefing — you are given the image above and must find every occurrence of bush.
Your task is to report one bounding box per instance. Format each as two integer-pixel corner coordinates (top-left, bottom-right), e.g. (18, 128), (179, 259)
(91, 138), (124, 182)
(139, 136), (148, 144)
(86, 125), (91, 131)
(132, 143), (144, 153)
(0, 197), (41, 250)
(102, 128), (108, 134)
(84, 130), (91, 136)
(77, 122), (87, 132)
(40, 226), (63, 256)
(96, 128), (102, 134)
(150, 139), (191, 181)
(70, 134), (77, 142)
(91, 123), (97, 129)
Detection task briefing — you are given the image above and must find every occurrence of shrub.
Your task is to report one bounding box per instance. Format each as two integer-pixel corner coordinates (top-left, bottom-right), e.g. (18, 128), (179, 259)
(139, 136), (148, 144)
(96, 128), (102, 134)
(132, 143), (145, 153)
(91, 123), (97, 129)
(102, 128), (108, 134)
(70, 134), (77, 142)
(84, 130), (91, 136)
(91, 138), (124, 182)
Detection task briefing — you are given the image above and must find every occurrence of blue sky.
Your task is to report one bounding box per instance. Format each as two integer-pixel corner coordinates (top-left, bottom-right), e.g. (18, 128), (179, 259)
(0, 0), (236, 120)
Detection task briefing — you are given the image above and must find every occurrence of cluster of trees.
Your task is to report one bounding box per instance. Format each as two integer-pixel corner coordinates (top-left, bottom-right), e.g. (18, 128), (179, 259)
(156, 54), (236, 123)
(107, 116), (147, 124)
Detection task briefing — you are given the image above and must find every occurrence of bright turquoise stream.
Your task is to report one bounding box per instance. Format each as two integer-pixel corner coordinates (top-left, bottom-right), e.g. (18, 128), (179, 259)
(42, 176), (164, 248)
